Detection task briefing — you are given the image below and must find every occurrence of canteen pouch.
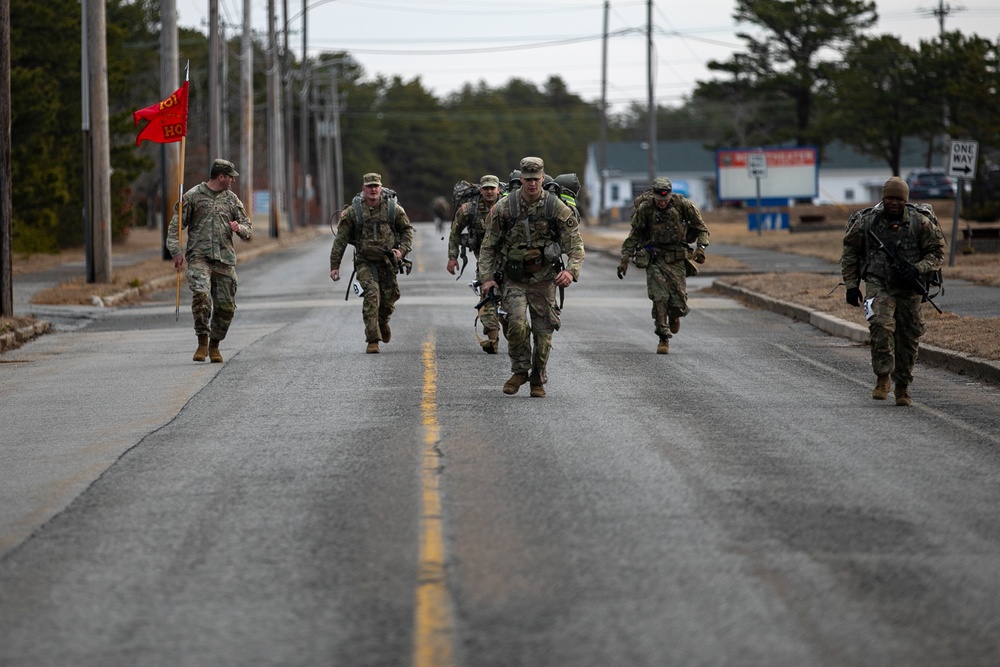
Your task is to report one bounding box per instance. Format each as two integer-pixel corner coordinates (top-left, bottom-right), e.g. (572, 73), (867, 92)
(504, 246), (544, 280)
(633, 247), (650, 268)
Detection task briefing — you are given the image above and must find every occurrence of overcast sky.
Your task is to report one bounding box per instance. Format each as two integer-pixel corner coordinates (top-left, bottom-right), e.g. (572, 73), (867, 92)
(173, 0), (1000, 112)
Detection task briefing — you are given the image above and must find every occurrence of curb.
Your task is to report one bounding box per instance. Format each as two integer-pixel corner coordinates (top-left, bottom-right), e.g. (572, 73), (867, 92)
(0, 320), (53, 354)
(713, 279), (1000, 386)
(6, 227), (329, 354)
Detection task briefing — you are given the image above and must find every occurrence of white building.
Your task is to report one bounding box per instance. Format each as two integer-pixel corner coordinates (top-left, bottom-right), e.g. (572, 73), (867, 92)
(583, 139), (935, 222)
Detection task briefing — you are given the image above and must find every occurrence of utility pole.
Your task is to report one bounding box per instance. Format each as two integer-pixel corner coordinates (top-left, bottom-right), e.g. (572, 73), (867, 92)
(239, 0), (253, 217)
(331, 66), (344, 215)
(598, 0), (608, 225)
(209, 0), (221, 161)
(267, 0), (282, 237)
(298, 0), (309, 226)
(314, 81), (331, 226)
(0, 0), (12, 317)
(646, 0), (656, 187)
(282, 0), (295, 230)
(920, 0), (964, 166)
(160, 0), (180, 261)
(87, 0), (112, 283)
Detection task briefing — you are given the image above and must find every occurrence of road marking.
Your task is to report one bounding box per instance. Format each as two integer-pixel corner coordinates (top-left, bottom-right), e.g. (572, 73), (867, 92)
(773, 342), (1000, 445)
(413, 334), (456, 667)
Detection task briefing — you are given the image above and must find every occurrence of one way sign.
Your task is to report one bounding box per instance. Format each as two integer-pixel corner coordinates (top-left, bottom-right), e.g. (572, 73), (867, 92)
(948, 140), (978, 179)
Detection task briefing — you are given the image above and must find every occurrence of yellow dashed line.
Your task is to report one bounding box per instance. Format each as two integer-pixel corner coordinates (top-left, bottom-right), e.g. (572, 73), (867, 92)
(413, 335), (455, 667)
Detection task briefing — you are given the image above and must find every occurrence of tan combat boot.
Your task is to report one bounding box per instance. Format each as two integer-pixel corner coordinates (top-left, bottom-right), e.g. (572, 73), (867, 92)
(193, 335), (209, 362)
(366, 341), (380, 354)
(529, 383), (546, 398)
(895, 383), (912, 406)
(656, 337), (669, 355)
(379, 321), (391, 344)
(208, 339), (223, 363)
(502, 372), (529, 395)
(669, 315), (681, 334)
(872, 374), (890, 400)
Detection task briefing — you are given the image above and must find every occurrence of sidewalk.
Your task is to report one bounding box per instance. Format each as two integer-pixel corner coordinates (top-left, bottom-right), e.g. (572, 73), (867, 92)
(580, 226), (1000, 386)
(2, 225), (327, 352)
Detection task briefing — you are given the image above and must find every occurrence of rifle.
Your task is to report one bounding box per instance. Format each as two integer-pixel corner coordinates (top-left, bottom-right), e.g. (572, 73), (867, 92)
(553, 253), (566, 310)
(456, 239), (468, 280)
(473, 286), (502, 312)
(344, 249), (358, 301)
(867, 227), (942, 314)
(382, 247), (413, 275)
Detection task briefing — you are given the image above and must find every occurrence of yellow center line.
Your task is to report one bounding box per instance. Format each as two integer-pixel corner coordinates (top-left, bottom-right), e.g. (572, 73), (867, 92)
(413, 335), (456, 667)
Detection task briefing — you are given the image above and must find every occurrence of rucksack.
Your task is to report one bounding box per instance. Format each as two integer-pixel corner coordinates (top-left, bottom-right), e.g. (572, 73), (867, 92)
(350, 188), (398, 246)
(453, 180), (481, 213)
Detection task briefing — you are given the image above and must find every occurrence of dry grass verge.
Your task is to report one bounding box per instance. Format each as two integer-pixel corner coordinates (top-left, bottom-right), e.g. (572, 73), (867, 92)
(720, 272), (1000, 361)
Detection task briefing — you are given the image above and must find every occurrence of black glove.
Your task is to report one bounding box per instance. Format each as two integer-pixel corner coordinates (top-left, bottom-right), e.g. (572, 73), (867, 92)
(846, 287), (863, 307)
(899, 263), (920, 285)
(694, 247), (706, 264)
(616, 258), (628, 280)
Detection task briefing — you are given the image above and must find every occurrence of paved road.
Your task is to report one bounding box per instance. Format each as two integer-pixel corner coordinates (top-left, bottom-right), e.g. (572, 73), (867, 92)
(2, 225), (999, 665)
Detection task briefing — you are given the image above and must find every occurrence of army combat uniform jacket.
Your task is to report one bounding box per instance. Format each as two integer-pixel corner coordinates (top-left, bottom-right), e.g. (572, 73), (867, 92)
(448, 197), (493, 261)
(329, 196), (414, 270)
(167, 183), (252, 264)
(478, 191), (584, 285)
(621, 194), (709, 265)
(841, 204), (944, 295)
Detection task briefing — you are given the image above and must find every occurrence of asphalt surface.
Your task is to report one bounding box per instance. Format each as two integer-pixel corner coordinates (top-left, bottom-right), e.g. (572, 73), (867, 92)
(2, 227), (999, 665)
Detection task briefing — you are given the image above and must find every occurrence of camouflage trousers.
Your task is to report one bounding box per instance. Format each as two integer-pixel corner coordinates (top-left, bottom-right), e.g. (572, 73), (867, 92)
(476, 296), (500, 338)
(357, 259), (400, 343)
(864, 281), (925, 385)
(646, 258), (689, 338)
(501, 280), (560, 383)
(187, 257), (238, 340)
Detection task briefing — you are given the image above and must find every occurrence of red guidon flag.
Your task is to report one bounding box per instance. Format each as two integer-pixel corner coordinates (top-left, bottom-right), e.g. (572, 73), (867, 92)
(133, 81), (189, 146)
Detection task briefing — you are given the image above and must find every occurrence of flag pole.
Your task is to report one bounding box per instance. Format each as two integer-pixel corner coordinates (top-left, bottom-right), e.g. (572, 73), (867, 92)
(175, 134), (186, 320)
(174, 62), (190, 322)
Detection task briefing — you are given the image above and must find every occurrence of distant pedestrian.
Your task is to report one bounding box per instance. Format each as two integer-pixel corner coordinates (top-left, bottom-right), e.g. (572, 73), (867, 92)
(477, 156), (585, 397)
(841, 176), (945, 406)
(616, 177), (709, 354)
(166, 158), (252, 363)
(329, 173), (414, 354)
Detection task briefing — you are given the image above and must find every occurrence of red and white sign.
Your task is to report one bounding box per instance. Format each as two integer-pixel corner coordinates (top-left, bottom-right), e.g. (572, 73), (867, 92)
(716, 147), (818, 200)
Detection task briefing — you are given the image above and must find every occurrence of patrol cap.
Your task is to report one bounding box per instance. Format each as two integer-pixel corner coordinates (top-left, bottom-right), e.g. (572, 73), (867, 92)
(480, 174), (500, 188)
(519, 157), (544, 179)
(363, 172), (382, 186)
(212, 158), (239, 177)
(651, 176), (673, 200)
(882, 176), (909, 201)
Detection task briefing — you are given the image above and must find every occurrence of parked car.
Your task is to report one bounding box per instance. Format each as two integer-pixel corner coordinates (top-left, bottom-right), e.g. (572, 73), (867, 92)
(905, 169), (957, 199)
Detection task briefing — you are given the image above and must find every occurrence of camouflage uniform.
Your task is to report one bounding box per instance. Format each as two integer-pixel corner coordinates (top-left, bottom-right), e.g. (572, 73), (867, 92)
(166, 181), (252, 341)
(478, 189), (584, 386)
(620, 192), (709, 341)
(330, 194), (413, 344)
(841, 204), (945, 388)
(449, 196), (499, 339)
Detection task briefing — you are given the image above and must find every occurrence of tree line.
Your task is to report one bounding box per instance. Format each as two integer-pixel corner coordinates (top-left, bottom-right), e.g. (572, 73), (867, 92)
(9, 0), (1000, 253)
